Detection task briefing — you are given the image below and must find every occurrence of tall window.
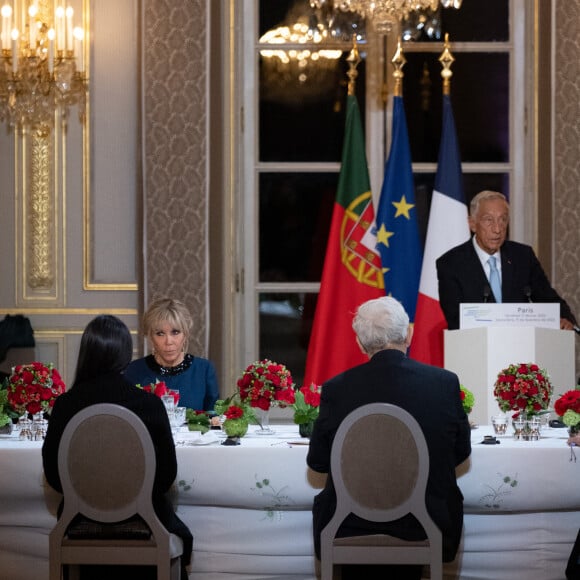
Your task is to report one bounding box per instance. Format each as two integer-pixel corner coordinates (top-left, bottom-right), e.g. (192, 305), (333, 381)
(237, 0), (526, 385)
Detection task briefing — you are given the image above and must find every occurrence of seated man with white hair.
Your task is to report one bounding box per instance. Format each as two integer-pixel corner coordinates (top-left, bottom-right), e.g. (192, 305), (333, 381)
(307, 296), (471, 580)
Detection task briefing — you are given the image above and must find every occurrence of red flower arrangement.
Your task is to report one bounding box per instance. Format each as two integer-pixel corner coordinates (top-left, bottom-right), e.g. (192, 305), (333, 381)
(292, 383), (321, 425)
(224, 405), (245, 420)
(7, 362), (66, 417)
(137, 380), (180, 405)
(460, 384), (475, 415)
(237, 359), (295, 411)
(554, 389), (580, 429)
(493, 363), (552, 418)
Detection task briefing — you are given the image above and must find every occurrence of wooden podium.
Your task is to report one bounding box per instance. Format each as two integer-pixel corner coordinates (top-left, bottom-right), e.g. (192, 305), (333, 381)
(444, 326), (575, 426)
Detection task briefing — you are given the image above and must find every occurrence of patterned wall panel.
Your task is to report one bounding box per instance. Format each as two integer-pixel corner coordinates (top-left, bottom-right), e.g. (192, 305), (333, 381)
(143, 0), (209, 355)
(554, 0), (580, 376)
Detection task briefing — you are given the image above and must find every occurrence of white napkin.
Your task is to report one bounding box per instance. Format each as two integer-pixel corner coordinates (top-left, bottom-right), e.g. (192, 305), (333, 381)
(186, 430), (220, 445)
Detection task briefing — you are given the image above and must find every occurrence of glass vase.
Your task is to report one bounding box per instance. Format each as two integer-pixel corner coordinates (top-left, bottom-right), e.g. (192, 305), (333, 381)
(223, 419), (249, 438)
(0, 422), (13, 435)
(299, 421), (314, 439)
(255, 408), (275, 435)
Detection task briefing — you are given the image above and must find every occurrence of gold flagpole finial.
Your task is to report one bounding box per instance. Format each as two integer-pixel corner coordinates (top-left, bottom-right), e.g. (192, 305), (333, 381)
(391, 37), (406, 98)
(347, 35), (361, 96)
(439, 33), (455, 96)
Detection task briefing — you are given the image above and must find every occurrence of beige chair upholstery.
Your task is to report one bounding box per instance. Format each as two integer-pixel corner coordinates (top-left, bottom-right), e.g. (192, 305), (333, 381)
(49, 403), (183, 580)
(320, 403), (442, 580)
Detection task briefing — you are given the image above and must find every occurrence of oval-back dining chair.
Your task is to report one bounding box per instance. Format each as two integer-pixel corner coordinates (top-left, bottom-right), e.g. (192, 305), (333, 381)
(49, 403), (183, 580)
(320, 402), (442, 580)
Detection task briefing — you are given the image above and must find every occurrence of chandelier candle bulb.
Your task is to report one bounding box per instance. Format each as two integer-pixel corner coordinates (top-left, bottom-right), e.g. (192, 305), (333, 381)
(28, 4), (37, 48)
(73, 26), (83, 72)
(65, 5), (72, 52)
(10, 28), (17, 73)
(55, 5), (64, 51)
(1, 4), (11, 51)
(47, 27), (54, 73)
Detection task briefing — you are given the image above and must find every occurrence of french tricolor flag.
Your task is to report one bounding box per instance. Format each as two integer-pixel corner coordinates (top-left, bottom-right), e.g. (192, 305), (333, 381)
(409, 94), (470, 367)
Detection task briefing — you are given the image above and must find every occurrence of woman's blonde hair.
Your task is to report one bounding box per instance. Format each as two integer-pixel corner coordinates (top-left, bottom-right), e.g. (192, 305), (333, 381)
(142, 298), (192, 349)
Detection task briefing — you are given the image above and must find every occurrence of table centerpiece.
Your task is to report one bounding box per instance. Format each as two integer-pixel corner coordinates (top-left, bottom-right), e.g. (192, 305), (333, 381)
(493, 363), (552, 441)
(186, 410), (211, 434)
(214, 396), (257, 443)
(236, 359), (295, 434)
(493, 362), (552, 419)
(0, 378), (20, 434)
(292, 382), (321, 438)
(460, 384), (475, 415)
(6, 362), (66, 419)
(554, 388), (580, 436)
(136, 379), (180, 404)
(5, 362), (66, 439)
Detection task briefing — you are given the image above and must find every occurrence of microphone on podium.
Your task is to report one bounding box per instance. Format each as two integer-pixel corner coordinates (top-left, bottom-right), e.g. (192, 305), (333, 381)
(483, 285), (491, 303)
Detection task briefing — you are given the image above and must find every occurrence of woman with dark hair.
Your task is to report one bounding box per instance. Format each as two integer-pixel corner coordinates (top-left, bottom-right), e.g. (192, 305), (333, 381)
(42, 315), (193, 580)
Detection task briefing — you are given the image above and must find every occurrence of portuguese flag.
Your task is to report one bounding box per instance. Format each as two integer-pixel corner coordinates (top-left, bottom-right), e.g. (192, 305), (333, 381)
(303, 95), (385, 387)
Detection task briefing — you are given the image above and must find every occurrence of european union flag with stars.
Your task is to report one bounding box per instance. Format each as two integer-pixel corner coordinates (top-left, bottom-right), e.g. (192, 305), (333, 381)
(375, 95), (423, 321)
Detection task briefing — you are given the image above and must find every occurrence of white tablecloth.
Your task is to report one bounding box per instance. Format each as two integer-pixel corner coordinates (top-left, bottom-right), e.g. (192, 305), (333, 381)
(0, 423), (579, 579)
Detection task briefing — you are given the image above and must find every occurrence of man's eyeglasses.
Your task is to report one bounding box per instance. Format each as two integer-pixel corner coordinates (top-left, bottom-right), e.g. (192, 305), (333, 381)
(479, 215), (509, 228)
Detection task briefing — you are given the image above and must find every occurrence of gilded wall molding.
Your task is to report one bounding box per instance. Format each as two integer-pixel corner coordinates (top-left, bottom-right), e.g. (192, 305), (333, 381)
(28, 127), (54, 289)
(83, 0), (138, 291)
(16, 122), (64, 305)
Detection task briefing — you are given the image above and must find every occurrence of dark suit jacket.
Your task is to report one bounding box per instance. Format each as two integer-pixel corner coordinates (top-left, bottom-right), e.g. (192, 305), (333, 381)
(42, 372), (192, 565)
(436, 238), (577, 330)
(307, 349), (471, 562)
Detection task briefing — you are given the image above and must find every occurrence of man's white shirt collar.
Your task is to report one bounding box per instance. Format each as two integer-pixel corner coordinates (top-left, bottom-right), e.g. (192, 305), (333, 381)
(472, 235), (502, 277)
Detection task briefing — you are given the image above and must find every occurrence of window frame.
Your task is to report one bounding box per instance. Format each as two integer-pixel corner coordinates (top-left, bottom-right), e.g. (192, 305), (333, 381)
(228, 0), (533, 386)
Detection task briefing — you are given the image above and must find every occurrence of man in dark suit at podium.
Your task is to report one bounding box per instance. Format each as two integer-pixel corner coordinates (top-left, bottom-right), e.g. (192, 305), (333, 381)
(436, 190), (577, 331)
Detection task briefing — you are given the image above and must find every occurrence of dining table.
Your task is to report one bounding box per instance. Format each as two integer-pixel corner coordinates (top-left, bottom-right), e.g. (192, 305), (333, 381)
(0, 421), (579, 580)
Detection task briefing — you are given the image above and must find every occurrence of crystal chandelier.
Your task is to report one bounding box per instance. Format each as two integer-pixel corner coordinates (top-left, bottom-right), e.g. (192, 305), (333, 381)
(310, 0), (462, 34)
(0, 0), (87, 129)
(259, 3), (343, 105)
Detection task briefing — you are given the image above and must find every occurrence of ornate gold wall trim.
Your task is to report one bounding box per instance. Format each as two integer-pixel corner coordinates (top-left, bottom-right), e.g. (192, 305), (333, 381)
(81, 85), (137, 293)
(27, 126), (54, 289)
(82, 0), (137, 292)
(15, 118), (65, 305)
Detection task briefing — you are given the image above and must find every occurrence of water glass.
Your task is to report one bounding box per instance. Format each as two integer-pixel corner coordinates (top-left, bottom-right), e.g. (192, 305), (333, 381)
(161, 394), (175, 414)
(491, 415), (508, 436)
(513, 417), (526, 440)
(527, 416), (541, 441)
(171, 406), (186, 433)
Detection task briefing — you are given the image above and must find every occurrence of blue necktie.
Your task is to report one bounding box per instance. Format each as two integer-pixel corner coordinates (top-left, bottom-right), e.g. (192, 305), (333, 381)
(488, 256), (502, 303)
